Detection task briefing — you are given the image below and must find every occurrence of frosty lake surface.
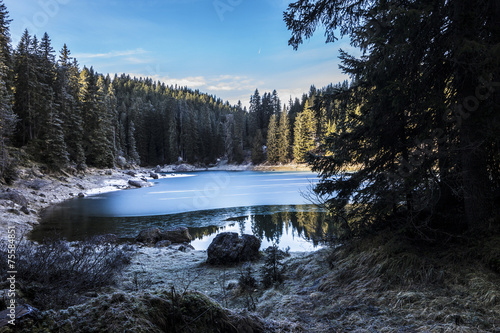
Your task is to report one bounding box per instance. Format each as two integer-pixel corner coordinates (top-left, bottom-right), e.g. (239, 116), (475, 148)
(31, 171), (333, 251)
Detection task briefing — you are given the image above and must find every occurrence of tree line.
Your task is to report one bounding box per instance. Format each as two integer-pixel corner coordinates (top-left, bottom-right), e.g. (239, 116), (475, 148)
(0, 0), (347, 185)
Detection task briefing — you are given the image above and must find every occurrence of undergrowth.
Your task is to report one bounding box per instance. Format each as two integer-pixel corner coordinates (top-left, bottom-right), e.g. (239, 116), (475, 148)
(0, 237), (134, 310)
(12, 289), (267, 333)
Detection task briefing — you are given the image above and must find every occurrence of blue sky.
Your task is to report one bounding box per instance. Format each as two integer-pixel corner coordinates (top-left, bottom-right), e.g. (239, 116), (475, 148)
(5, 0), (352, 107)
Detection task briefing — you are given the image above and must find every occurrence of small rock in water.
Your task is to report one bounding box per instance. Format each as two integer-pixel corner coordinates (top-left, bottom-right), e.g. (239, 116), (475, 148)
(78, 193), (85, 198)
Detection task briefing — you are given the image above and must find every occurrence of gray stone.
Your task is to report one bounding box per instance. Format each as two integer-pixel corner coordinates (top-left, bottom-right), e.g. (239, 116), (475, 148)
(20, 206), (30, 215)
(126, 170), (136, 177)
(178, 243), (195, 252)
(135, 228), (164, 244)
(149, 172), (159, 179)
(78, 193), (85, 198)
(155, 240), (172, 247)
(0, 190), (29, 206)
(136, 227), (192, 245)
(162, 227), (192, 244)
(207, 232), (261, 265)
(128, 180), (146, 188)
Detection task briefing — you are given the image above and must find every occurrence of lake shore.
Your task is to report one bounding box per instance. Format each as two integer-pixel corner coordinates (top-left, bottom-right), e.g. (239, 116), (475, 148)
(0, 161), (312, 241)
(0, 166), (155, 241)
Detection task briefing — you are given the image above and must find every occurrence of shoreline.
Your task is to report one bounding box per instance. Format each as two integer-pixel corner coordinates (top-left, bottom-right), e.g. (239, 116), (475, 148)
(0, 167), (155, 242)
(0, 162), (313, 242)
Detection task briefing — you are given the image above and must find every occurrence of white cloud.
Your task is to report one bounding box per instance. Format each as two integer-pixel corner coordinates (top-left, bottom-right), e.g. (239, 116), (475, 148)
(74, 48), (148, 59)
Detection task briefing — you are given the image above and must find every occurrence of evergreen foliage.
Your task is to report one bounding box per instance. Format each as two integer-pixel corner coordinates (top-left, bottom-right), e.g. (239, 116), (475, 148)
(285, 0), (500, 235)
(277, 106), (292, 164)
(293, 100), (317, 163)
(266, 114), (279, 163)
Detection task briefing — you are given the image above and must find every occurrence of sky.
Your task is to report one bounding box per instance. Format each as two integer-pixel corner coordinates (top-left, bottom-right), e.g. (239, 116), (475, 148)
(5, 0), (354, 108)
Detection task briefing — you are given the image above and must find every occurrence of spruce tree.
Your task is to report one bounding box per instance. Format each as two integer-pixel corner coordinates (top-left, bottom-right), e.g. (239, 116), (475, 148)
(293, 100), (316, 163)
(266, 114), (279, 164)
(278, 105), (291, 164)
(0, 0), (16, 182)
(284, 0), (500, 234)
(56, 45), (85, 169)
(251, 129), (265, 164)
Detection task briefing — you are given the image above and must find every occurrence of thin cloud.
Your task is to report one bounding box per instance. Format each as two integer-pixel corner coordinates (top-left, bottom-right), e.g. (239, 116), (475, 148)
(74, 49), (148, 59)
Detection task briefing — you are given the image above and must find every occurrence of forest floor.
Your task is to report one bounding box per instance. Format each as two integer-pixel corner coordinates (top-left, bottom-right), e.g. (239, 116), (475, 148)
(115, 237), (500, 332)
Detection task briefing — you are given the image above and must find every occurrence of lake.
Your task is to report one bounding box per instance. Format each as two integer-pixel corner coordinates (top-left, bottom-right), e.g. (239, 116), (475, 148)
(30, 171), (334, 251)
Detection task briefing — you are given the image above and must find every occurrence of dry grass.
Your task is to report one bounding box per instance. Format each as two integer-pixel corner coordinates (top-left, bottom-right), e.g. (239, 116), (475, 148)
(252, 234), (500, 332)
(11, 289), (269, 333)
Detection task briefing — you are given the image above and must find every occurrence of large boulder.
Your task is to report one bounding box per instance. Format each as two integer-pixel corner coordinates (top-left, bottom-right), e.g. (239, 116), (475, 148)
(135, 227), (192, 245)
(162, 227), (192, 243)
(135, 228), (164, 244)
(206, 232), (261, 265)
(0, 190), (29, 206)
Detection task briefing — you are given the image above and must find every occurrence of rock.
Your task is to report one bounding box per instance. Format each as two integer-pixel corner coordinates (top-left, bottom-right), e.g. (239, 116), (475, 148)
(116, 156), (127, 168)
(20, 206), (30, 215)
(7, 209), (20, 215)
(105, 170), (113, 175)
(136, 227), (192, 245)
(0, 190), (29, 206)
(206, 233), (261, 265)
(27, 179), (49, 190)
(154, 165), (162, 173)
(135, 228), (164, 244)
(128, 179), (146, 188)
(126, 170), (136, 177)
(149, 172), (159, 179)
(162, 227), (192, 243)
(78, 193), (85, 198)
(155, 240), (172, 247)
(178, 243), (195, 252)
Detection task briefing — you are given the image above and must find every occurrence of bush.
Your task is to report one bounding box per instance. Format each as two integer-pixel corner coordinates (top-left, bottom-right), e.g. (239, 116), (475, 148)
(0, 237), (134, 310)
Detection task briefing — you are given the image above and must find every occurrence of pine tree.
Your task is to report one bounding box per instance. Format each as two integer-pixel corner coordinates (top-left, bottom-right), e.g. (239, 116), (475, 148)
(266, 114), (279, 164)
(278, 105), (291, 164)
(284, 0), (500, 234)
(0, 0), (16, 182)
(56, 45), (85, 169)
(293, 101), (316, 163)
(251, 129), (265, 164)
(13, 30), (39, 146)
(39, 33), (68, 169)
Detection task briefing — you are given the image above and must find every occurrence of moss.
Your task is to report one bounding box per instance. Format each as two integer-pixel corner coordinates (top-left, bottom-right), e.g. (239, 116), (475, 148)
(16, 289), (266, 333)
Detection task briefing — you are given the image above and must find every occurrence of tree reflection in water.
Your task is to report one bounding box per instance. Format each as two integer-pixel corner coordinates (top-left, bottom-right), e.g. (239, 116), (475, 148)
(189, 205), (332, 250)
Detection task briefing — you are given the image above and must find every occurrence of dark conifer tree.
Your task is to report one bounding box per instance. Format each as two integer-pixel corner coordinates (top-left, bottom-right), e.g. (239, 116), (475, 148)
(266, 114), (279, 164)
(0, 0), (16, 182)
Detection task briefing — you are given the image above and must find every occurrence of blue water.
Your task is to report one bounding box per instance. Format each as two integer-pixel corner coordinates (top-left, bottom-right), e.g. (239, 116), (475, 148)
(31, 171), (333, 250)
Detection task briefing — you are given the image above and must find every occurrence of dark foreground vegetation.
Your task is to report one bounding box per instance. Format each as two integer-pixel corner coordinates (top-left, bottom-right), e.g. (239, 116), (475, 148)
(0, 237), (133, 311)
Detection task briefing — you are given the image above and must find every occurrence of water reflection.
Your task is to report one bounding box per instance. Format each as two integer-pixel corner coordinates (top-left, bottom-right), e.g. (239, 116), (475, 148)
(31, 205), (333, 251)
(180, 206), (333, 251)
